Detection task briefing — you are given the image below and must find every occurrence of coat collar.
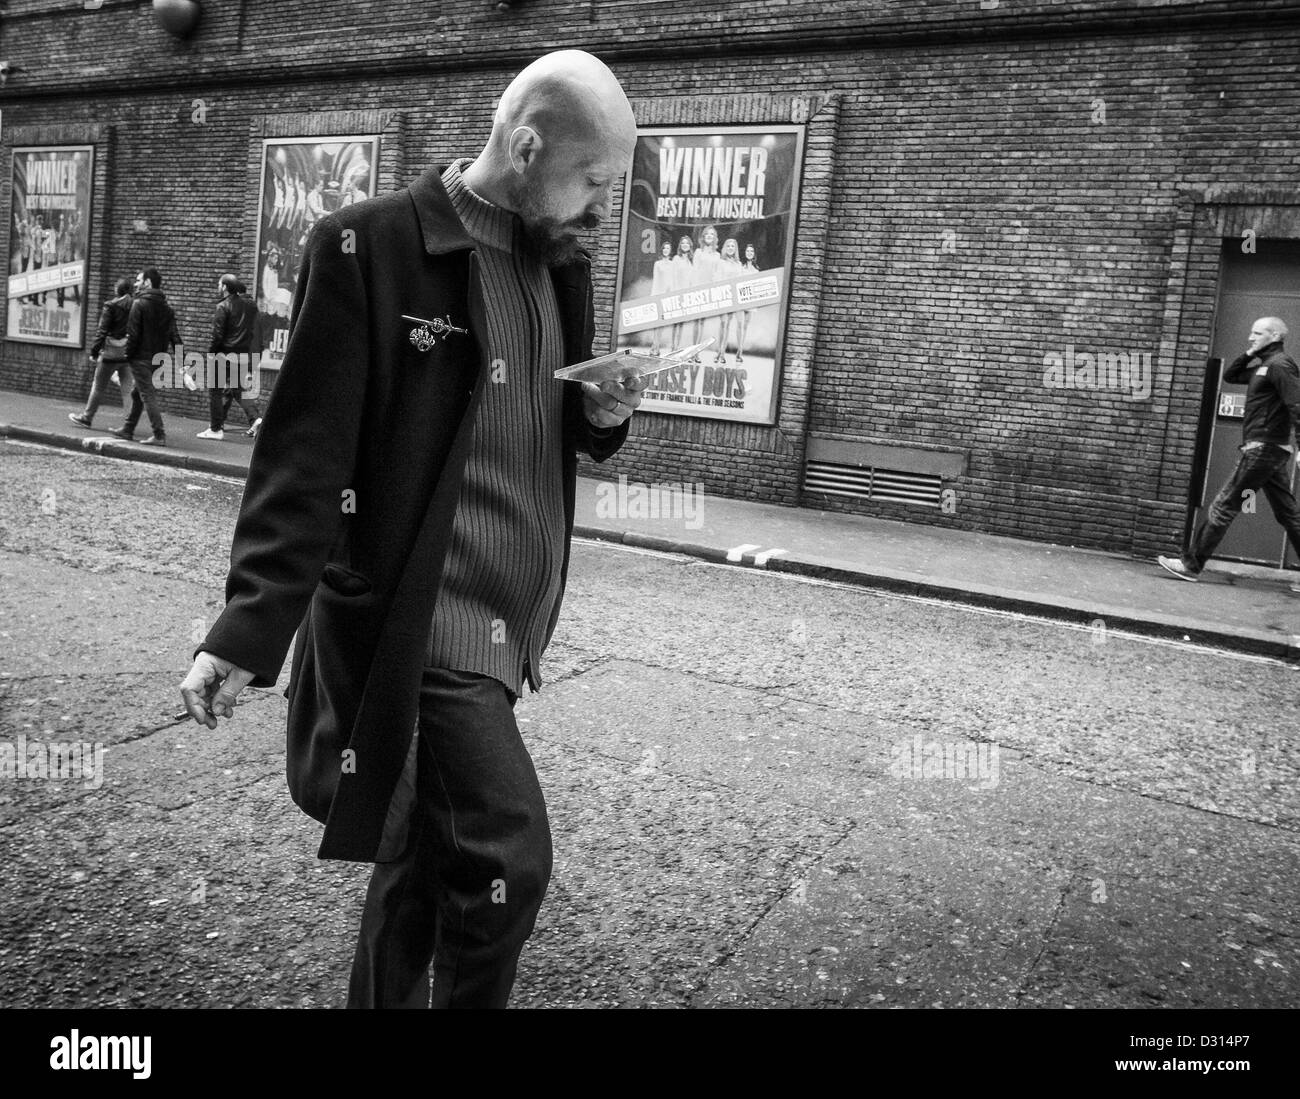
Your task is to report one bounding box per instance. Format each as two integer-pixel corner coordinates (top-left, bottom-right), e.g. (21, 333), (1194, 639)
(409, 165), (476, 256)
(1252, 343), (1297, 373)
(407, 163), (593, 286)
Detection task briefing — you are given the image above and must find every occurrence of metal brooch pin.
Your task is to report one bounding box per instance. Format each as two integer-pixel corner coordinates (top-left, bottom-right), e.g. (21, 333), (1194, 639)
(402, 314), (468, 352)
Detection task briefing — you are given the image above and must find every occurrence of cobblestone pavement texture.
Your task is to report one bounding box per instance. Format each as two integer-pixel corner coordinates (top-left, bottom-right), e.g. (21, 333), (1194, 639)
(0, 440), (1297, 1008)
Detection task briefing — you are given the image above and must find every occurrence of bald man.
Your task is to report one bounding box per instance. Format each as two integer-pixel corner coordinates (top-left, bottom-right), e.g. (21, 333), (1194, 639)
(177, 51), (642, 1007)
(1160, 316), (1300, 581)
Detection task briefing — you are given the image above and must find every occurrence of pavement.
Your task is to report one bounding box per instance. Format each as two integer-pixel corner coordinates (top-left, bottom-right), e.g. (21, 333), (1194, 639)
(3, 385), (1299, 661)
(2, 393), (1299, 1023)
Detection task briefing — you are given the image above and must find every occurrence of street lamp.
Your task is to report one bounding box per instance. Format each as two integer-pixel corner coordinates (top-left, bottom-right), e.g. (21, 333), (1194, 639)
(153, 0), (202, 38)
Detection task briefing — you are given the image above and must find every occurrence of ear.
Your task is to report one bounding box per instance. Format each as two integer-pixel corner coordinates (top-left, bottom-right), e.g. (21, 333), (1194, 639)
(507, 125), (542, 175)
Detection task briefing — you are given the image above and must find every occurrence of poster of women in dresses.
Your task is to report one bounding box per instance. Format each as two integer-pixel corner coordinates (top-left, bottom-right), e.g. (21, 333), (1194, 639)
(7, 146), (93, 348)
(611, 126), (805, 425)
(252, 136), (378, 369)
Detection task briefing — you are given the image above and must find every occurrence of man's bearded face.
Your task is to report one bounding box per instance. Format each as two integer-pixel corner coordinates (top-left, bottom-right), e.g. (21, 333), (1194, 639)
(508, 132), (625, 267)
(513, 180), (601, 267)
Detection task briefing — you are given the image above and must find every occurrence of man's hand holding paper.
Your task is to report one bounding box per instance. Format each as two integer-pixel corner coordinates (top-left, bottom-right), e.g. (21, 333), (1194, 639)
(582, 373), (649, 428)
(561, 339), (713, 427)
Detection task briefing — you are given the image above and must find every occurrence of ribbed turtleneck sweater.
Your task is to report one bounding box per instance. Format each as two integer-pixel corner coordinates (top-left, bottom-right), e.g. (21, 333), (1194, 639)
(425, 159), (568, 696)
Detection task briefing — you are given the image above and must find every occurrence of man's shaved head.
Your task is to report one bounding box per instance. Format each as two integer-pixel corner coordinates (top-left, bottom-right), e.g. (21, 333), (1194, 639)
(1248, 315), (1289, 356)
(463, 50), (637, 265)
(1258, 316), (1289, 342)
(491, 49), (636, 158)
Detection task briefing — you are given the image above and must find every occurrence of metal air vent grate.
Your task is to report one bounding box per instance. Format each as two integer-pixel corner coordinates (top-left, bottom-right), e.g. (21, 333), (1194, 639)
(803, 461), (943, 507)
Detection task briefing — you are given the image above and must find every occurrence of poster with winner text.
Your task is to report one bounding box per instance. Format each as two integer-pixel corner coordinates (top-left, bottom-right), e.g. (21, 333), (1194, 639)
(611, 126), (805, 425)
(7, 146), (93, 348)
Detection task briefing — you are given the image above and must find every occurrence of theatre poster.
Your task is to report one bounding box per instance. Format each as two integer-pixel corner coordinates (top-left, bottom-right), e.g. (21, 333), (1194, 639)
(252, 135), (379, 369)
(610, 125), (805, 425)
(7, 146), (94, 348)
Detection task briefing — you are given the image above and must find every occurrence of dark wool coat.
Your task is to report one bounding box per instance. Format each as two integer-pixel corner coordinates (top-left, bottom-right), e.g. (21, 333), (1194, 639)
(198, 166), (627, 861)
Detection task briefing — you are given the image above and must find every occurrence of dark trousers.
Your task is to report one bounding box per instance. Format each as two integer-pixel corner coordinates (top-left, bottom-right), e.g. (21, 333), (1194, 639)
(81, 357), (134, 422)
(207, 386), (261, 432)
(1185, 443), (1300, 571)
(347, 666), (552, 1009)
(122, 360), (166, 438)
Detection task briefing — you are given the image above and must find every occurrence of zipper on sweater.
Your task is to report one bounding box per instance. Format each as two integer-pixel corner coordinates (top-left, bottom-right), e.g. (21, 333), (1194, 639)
(514, 242), (552, 691)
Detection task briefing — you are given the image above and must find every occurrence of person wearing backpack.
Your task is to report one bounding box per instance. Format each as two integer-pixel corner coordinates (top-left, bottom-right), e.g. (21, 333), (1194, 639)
(68, 277), (135, 429)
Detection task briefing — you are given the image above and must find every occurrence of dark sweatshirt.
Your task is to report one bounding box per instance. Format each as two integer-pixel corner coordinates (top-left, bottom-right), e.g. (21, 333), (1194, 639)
(1223, 343), (1300, 449)
(210, 293), (257, 354)
(89, 292), (132, 358)
(124, 287), (181, 364)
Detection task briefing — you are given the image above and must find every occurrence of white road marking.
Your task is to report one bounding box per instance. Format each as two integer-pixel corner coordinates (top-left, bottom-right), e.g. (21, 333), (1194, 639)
(726, 543), (760, 562)
(752, 548), (787, 566)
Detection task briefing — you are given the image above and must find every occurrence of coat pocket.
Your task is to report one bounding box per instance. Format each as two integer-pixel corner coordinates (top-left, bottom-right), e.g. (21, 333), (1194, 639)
(286, 580), (380, 824)
(321, 562), (373, 597)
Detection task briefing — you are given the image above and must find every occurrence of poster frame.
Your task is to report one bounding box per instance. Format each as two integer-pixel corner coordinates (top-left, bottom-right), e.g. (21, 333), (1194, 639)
(6, 143), (95, 349)
(609, 123), (807, 427)
(251, 133), (380, 371)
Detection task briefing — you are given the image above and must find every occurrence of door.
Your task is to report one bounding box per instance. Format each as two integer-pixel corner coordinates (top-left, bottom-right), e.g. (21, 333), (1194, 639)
(1194, 238), (1300, 568)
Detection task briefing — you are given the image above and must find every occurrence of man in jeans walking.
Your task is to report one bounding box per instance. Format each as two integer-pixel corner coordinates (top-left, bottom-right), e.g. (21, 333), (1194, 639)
(197, 274), (262, 441)
(1159, 316), (1300, 581)
(68, 276), (135, 429)
(108, 267), (180, 447)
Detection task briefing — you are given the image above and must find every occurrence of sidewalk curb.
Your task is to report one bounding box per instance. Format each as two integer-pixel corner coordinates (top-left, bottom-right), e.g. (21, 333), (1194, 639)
(573, 527), (1300, 664)
(7, 420), (1296, 664)
(0, 422), (248, 479)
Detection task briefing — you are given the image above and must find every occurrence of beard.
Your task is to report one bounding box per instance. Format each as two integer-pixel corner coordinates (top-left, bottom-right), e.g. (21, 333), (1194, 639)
(514, 185), (599, 267)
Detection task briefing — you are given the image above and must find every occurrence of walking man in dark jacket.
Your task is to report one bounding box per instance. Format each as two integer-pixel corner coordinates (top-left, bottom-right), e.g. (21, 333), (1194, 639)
(178, 49), (641, 1008)
(108, 267), (180, 446)
(1159, 316), (1300, 580)
(197, 274), (263, 441)
(68, 277), (134, 429)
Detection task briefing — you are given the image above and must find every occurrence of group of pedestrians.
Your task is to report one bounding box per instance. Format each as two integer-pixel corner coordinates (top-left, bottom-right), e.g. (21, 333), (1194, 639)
(67, 268), (263, 447)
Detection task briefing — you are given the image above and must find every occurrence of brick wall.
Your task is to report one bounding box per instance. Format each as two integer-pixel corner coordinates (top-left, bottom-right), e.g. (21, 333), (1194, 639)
(1, 1), (1298, 556)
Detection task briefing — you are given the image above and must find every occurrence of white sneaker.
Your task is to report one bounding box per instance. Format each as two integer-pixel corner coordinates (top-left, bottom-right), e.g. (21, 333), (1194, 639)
(196, 428), (224, 440)
(1157, 555), (1199, 582)
(245, 418), (262, 438)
